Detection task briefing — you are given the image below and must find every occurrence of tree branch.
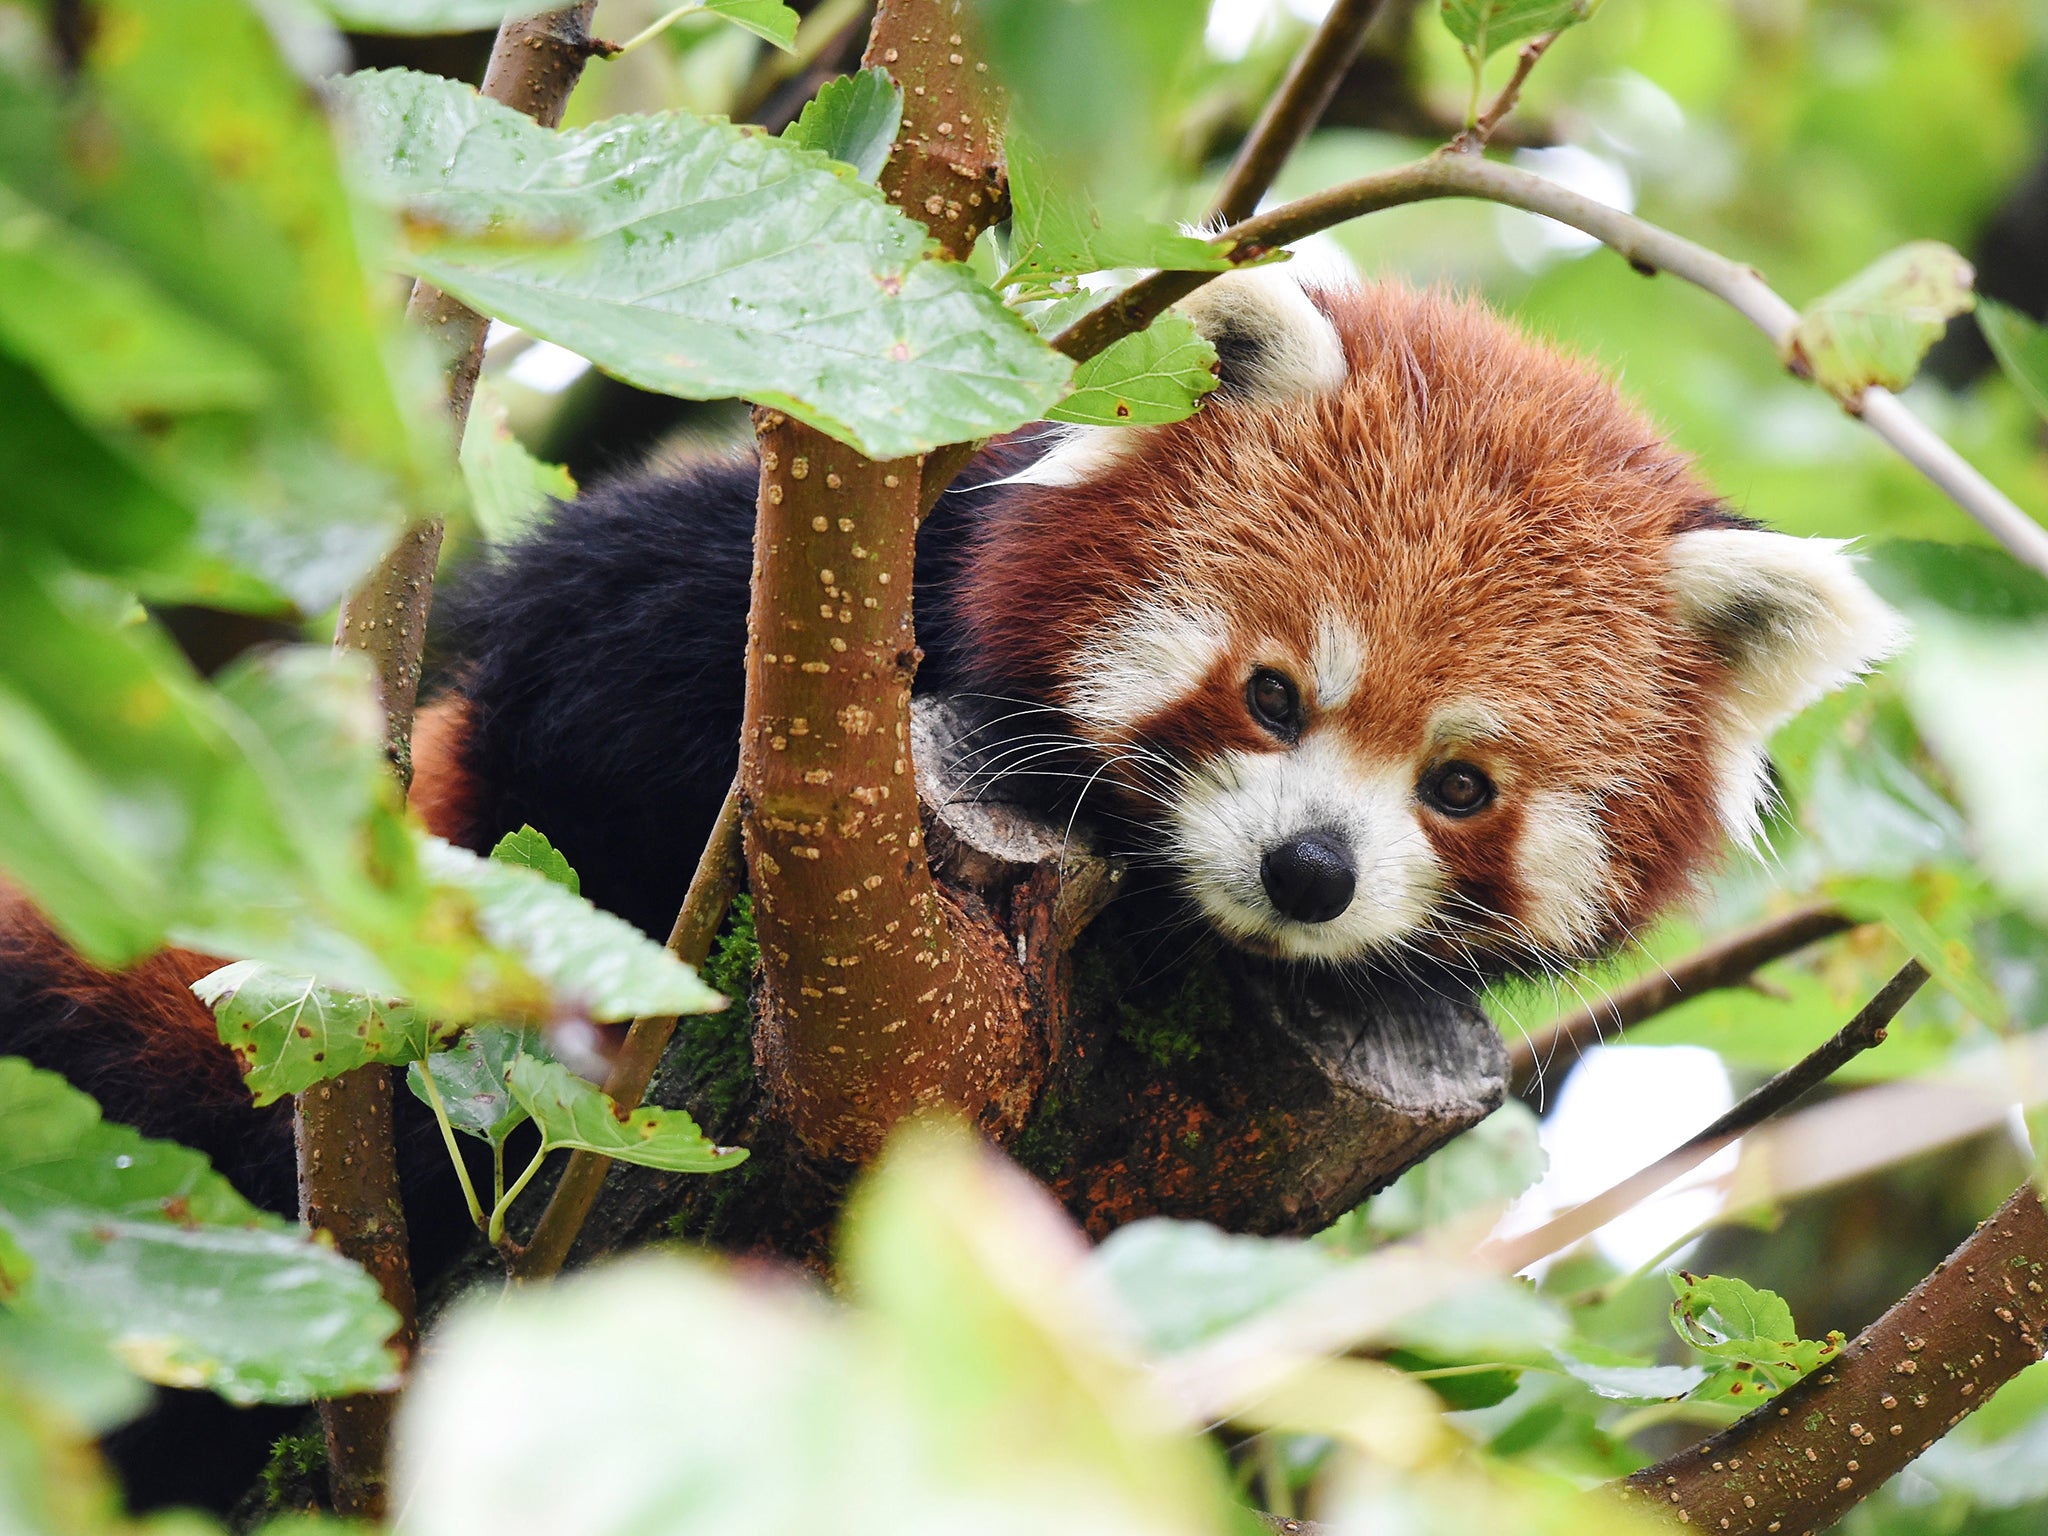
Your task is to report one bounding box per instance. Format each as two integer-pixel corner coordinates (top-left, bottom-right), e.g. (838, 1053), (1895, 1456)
(513, 782), (747, 1279)
(299, 6), (601, 1514)
(1208, 0), (1389, 227)
(1508, 904), (1862, 1102)
(1619, 1177), (2048, 1534)
(1049, 152), (2048, 575)
(1484, 960), (1928, 1275)
(1446, 29), (1559, 155)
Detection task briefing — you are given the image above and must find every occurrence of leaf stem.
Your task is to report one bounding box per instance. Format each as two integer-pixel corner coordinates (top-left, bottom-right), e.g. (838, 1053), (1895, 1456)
(1450, 30), (1560, 153)
(489, 1146), (552, 1248)
(607, 3), (702, 60)
(414, 1065), (486, 1234)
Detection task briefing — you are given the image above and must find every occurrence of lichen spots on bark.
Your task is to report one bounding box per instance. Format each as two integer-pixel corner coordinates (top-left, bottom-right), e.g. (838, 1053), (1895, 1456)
(742, 414), (1034, 1158)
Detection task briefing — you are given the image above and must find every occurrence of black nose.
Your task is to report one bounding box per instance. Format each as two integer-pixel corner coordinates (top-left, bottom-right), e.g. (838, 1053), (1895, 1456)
(1260, 832), (1356, 924)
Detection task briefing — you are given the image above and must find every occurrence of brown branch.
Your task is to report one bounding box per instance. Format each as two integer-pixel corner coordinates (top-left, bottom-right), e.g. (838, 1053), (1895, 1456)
(1446, 29), (1559, 155)
(298, 7), (602, 1515)
(1619, 1178), (2048, 1533)
(861, 0), (1008, 261)
(1484, 960), (1928, 1276)
(512, 782), (747, 1279)
(1208, 0), (1389, 227)
(1047, 153), (2048, 573)
(1509, 904), (1861, 1101)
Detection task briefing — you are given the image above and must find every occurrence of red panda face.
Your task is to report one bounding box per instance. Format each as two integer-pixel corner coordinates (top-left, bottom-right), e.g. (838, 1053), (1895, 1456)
(958, 275), (1903, 974)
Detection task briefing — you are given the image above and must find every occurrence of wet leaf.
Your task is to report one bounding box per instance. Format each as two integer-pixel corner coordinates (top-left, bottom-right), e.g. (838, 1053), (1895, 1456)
(1786, 241), (1975, 401)
(0, 1058), (401, 1405)
(780, 67), (902, 183)
(335, 69), (1070, 460)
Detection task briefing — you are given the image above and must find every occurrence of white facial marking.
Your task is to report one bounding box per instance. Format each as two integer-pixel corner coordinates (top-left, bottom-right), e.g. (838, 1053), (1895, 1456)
(1067, 595), (1228, 735)
(1174, 263), (1349, 401)
(1311, 617), (1365, 709)
(1426, 698), (1510, 747)
(1166, 733), (1443, 961)
(1515, 789), (1614, 953)
(1667, 528), (1905, 852)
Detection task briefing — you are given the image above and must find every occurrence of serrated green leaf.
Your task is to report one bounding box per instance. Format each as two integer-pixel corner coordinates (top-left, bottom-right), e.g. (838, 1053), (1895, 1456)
(781, 67), (902, 183)
(407, 1026), (534, 1145)
(506, 1054), (745, 1172)
(460, 382), (574, 544)
(1046, 309), (1217, 426)
(335, 69), (1070, 460)
(423, 837), (726, 1021)
(0, 0), (459, 611)
(0, 1057), (402, 1405)
(1668, 1270), (1842, 1404)
(1439, 0), (1598, 60)
(702, 0), (799, 50)
(489, 824), (580, 894)
(195, 961), (450, 1107)
(1979, 297), (2048, 422)
(1786, 240), (1976, 401)
(1002, 134), (1232, 285)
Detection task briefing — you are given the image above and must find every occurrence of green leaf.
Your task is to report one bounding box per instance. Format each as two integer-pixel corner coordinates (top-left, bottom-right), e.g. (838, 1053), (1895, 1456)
(506, 1054), (745, 1172)
(407, 1025), (534, 1146)
(310, 0), (546, 31)
(1786, 241), (1976, 401)
(1560, 1358), (1708, 1403)
(1668, 1271), (1843, 1404)
(1002, 134), (1233, 285)
(701, 0), (800, 50)
(0, 0), (459, 610)
(1439, 0), (1599, 60)
(460, 382), (575, 544)
(780, 67), (903, 183)
(1092, 1219), (1341, 1356)
(1865, 539), (2048, 625)
(335, 69), (1071, 460)
(1900, 616), (2048, 923)
(0, 1309), (151, 1437)
(489, 824), (581, 894)
(1046, 308), (1218, 426)
(195, 961), (449, 1107)
(0, 1058), (402, 1405)
(1978, 297), (2048, 421)
(1324, 1100), (1547, 1250)
(422, 837), (727, 1022)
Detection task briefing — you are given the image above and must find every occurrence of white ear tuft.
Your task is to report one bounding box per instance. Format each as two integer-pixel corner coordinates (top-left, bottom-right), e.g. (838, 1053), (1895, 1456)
(1172, 263), (1348, 402)
(1668, 528), (1908, 740)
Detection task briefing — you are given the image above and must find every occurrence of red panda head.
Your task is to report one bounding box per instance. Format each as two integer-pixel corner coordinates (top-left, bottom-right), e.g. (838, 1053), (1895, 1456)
(958, 270), (1903, 973)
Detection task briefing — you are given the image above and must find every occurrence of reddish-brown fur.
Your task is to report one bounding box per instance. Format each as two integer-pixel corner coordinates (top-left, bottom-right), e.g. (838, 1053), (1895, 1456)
(959, 284), (1741, 958)
(409, 694), (481, 846)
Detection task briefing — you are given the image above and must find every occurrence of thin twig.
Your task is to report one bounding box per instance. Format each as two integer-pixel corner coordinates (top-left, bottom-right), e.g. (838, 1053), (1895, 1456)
(1050, 151), (2048, 575)
(1482, 959), (1928, 1275)
(514, 782), (747, 1280)
(1509, 903), (1862, 1101)
(1447, 29), (1559, 154)
(1618, 1177), (2048, 1534)
(1208, 0), (1389, 227)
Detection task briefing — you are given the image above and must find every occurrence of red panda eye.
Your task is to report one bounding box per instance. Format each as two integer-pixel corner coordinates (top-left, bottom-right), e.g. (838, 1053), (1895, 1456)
(1422, 761), (1494, 817)
(1245, 668), (1302, 738)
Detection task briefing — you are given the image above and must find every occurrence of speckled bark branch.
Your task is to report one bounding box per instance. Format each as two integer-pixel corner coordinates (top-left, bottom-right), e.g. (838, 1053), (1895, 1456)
(861, 0), (1007, 261)
(1620, 1181), (2048, 1534)
(300, 7), (602, 1513)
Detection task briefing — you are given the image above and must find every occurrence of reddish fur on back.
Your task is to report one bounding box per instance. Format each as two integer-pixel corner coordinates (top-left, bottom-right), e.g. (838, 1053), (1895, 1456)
(409, 693), (480, 844)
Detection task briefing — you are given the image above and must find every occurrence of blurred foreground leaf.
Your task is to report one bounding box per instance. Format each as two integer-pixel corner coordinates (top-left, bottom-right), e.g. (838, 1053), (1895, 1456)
(335, 69), (1070, 460)
(0, 1058), (401, 1405)
(1978, 298), (2048, 422)
(1786, 241), (1975, 401)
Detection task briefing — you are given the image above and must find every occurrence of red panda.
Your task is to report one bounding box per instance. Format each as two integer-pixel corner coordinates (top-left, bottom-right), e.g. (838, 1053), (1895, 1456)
(1, 268), (1900, 1207)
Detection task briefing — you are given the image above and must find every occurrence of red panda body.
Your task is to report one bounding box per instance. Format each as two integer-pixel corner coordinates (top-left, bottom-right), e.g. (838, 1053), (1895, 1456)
(0, 274), (1900, 1220)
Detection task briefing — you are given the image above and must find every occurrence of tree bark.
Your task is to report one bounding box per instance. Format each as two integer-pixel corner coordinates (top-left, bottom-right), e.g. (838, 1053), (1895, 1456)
(1620, 1181), (2048, 1534)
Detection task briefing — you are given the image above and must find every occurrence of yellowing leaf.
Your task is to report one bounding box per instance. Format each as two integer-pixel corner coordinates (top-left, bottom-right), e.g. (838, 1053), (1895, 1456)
(1786, 241), (1976, 401)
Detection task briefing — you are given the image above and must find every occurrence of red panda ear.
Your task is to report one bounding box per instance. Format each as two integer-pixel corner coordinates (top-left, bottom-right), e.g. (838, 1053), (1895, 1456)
(1173, 263), (1349, 401)
(1667, 528), (1907, 740)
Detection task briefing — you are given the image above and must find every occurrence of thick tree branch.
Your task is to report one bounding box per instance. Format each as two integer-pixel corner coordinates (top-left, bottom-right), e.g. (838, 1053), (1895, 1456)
(1049, 152), (2048, 575)
(1484, 961), (1928, 1275)
(1208, 0), (1389, 227)
(1509, 904), (1861, 1101)
(300, 6), (601, 1514)
(513, 782), (747, 1279)
(1620, 1178), (2048, 1533)
(862, 0), (1007, 261)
